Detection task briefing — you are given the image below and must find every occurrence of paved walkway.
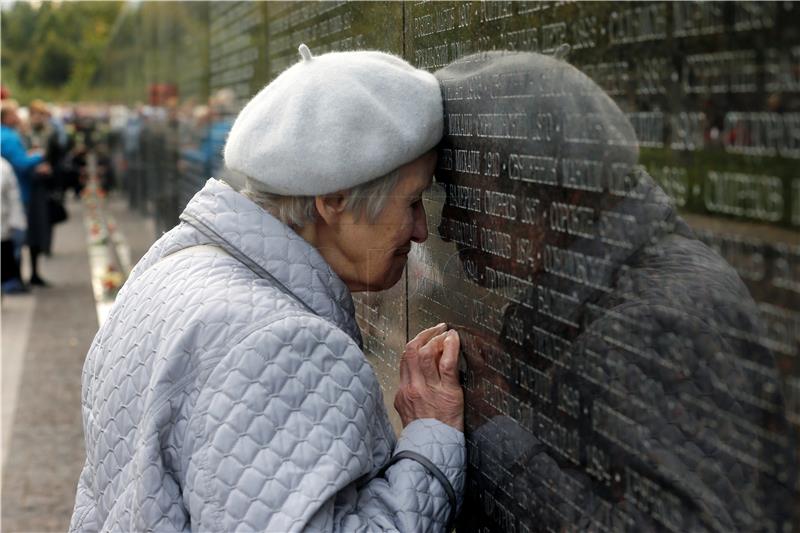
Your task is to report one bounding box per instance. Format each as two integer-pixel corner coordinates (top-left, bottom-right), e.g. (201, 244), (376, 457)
(1, 191), (156, 532)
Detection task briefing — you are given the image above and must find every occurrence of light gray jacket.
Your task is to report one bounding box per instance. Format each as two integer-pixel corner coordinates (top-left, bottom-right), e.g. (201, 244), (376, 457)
(70, 179), (465, 532)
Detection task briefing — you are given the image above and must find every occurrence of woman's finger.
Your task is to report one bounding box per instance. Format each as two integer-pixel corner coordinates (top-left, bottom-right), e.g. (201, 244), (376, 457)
(419, 330), (450, 384)
(408, 322), (448, 351)
(439, 330), (461, 387)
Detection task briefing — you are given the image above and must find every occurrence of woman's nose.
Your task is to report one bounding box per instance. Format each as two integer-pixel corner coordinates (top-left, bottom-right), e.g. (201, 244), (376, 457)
(411, 202), (429, 243)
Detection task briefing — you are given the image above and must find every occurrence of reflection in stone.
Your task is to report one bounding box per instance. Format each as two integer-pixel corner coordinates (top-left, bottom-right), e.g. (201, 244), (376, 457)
(99, 2), (800, 529)
(423, 51), (798, 532)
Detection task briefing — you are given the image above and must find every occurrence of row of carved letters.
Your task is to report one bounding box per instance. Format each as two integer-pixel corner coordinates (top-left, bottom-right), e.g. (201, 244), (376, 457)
(436, 213), (799, 298)
(415, 260), (796, 365)
(412, 2), (776, 42)
(439, 170), (790, 226)
(268, 34), (366, 77)
(209, 35), (252, 62)
(442, 192), (641, 247)
(268, 12), (354, 58)
(209, 2), (262, 33)
(443, 152), (645, 196)
(210, 47), (258, 77)
(200, 18), (797, 98)
(266, 1), (347, 36)
(415, 22), (788, 70)
(443, 112), (800, 158)
(586, 49), (800, 96)
(209, 10), (262, 48)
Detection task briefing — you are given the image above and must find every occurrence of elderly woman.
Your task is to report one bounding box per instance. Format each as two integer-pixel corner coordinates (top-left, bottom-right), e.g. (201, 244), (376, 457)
(70, 45), (465, 532)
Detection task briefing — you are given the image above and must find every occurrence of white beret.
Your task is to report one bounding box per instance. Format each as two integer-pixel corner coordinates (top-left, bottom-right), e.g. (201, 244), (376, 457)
(224, 44), (443, 196)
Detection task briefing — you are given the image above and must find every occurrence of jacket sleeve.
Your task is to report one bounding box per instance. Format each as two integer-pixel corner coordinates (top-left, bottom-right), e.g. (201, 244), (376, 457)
(1, 131), (43, 176)
(185, 314), (465, 532)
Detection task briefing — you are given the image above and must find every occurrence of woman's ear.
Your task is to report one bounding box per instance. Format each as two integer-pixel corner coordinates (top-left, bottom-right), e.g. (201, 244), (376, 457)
(314, 193), (348, 226)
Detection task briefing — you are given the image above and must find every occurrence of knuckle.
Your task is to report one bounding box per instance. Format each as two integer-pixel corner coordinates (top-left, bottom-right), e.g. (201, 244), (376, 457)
(418, 349), (434, 366)
(404, 383), (422, 401)
(402, 345), (419, 360)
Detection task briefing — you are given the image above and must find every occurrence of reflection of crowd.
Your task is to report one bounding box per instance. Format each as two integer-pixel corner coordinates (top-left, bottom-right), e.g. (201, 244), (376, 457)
(0, 86), (246, 278)
(106, 89), (238, 233)
(112, 88), (236, 177)
(179, 89), (235, 180)
(0, 91), (101, 293)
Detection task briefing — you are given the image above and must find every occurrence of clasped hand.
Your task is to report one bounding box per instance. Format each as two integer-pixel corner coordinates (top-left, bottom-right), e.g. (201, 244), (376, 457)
(394, 323), (464, 431)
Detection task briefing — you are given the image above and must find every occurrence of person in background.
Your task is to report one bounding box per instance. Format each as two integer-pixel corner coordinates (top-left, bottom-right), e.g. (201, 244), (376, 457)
(181, 88), (235, 179)
(1, 158), (28, 294)
(29, 99), (73, 180)
(28, 99), (72, 245)
(0, 100), (52, 286)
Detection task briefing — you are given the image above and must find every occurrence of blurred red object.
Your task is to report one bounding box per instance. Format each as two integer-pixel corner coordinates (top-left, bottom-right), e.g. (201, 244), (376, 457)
(148, 84), (178, 106)
(0, 85), (9, 100)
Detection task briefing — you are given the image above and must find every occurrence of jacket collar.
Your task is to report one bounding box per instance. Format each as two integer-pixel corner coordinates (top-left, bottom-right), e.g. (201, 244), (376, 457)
(180, 178), (363, 347)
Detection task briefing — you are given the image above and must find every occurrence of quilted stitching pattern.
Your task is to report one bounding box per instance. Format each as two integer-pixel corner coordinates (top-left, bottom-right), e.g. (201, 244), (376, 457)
(182, 179), (362, 346)
(70, 179), (465, 532)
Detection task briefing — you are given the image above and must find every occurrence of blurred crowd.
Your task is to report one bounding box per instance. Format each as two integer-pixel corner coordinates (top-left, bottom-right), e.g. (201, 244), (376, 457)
(0, 86), (240, 296)
(106, 87), (239, 234)
(0, 89), (104, 294)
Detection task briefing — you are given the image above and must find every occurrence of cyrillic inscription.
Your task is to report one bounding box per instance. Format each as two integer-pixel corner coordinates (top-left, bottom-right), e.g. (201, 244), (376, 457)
(704, 171), (784, 222)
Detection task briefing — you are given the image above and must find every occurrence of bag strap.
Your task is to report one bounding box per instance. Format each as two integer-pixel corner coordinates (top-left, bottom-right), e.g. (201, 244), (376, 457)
(165, 244), (228, 260)
(364, 450), (458, 531)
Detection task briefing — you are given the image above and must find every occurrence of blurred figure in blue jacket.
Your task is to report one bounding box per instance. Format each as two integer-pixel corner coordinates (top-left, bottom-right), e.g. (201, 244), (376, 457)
(180, 89), (235, 179)
(1, 100), (52, 286)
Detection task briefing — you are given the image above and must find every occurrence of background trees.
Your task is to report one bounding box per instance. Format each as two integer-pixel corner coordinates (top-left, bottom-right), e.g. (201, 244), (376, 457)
(2, 1), (123, 102)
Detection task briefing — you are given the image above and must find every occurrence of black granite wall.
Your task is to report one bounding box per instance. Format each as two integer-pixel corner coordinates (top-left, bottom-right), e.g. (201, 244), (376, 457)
(102, 3), (800, 531)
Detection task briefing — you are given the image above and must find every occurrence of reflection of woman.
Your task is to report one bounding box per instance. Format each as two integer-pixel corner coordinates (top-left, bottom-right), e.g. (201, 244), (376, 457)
(70, 45), (465, 532)
(435, 52), (797, 532)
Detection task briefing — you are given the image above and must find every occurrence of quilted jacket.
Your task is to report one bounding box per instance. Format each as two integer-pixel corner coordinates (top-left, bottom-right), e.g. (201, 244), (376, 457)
(70, 178), (466, 532)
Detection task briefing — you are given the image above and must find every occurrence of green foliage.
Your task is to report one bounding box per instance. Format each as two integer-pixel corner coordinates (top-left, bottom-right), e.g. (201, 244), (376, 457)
(95, 2), (212, 104)
(1, 1), (123, 102)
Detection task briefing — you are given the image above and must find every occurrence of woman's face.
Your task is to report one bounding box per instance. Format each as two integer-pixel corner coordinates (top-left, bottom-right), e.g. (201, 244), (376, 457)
(325, 152), (435, 292)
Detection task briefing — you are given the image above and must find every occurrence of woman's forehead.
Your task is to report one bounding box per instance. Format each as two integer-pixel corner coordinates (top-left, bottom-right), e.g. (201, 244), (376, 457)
(400, 169), (434, 197)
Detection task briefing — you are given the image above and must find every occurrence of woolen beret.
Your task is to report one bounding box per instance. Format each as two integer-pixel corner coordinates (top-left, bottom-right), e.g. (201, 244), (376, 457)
(224, 44), (443, 195)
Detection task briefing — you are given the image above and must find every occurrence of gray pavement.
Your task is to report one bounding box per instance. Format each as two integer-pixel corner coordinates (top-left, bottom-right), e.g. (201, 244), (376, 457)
(1, 192), (157, 532)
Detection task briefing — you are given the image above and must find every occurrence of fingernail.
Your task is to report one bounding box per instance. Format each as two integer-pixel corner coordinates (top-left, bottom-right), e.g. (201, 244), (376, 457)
(437, 322), (447, 328)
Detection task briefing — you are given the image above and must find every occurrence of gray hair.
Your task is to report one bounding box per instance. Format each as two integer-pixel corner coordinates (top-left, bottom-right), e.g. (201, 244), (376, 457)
(241, 169), (402, 229)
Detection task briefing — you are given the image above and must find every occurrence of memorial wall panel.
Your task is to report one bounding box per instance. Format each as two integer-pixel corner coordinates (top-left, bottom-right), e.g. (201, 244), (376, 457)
(266, 1), (403, 77)
(402, 2), (798, 531)
(209, 2), (268, 109)
(105, 3), (799, 530)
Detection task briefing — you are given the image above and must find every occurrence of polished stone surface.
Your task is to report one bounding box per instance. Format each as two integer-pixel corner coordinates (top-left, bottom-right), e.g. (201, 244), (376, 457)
(113, 2), (800, 530)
